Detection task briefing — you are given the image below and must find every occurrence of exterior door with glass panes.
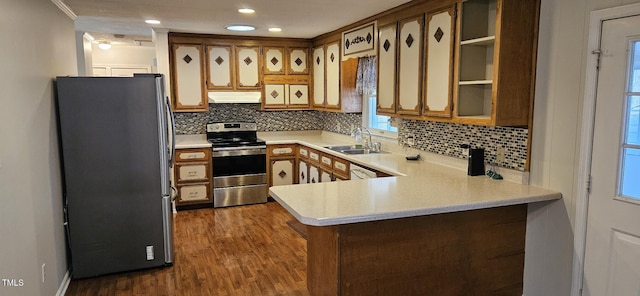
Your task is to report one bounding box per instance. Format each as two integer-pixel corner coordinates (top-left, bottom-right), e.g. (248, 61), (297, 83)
(582, 15), (640, 296)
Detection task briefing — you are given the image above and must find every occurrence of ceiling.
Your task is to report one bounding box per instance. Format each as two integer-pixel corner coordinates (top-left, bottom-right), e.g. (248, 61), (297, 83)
(61, 0), (412, 44)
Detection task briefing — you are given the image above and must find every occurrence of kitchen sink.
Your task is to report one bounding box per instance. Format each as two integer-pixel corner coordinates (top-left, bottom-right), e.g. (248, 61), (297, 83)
(324, 145), (386, 155)
(325, 145), (358, 151)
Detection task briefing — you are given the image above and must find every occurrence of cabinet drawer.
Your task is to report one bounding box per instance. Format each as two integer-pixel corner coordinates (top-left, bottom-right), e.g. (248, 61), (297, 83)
(176, 148), (211, 162)
(298, 146), (309, 159)
(177, 183), (211, 203)
(176, 162), (210, 182)
(308, 149), (320, 164)
(268, 144), (296, 157)
(333, 158), (350, 179)
(320, 153), (333, 169)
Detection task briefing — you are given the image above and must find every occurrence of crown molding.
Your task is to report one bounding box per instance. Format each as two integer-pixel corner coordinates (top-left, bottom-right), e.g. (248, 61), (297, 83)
(51, 0), (77, 20)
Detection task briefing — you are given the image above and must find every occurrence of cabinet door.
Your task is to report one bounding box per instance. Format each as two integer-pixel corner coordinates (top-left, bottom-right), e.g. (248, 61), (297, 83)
(299, 159), (309, 184)
(288, 84), (309, 107)
(264, 47), (285, 75)
(309, 164), (320, 184)
(320, 169), (333, 183)
(320, 154), (333, 170)
(325, 42), (341, 109)
(298, 145), (309, 159)
(177, 183), (211, 203)
(397, 16), (424, 116)
(206, 44), (234, 90)
(377, 23), (397, 115)
(176, 149), (209, 161)
(424, 6), (455, 117)
(271, 159), (295, 186)
(235, 46), (261, 89)
(288, 47), (309, 75)
(312, 46), (325, 108)
(308, 149), (320, 165)
(264, 84), (286, 106)
(172, 43), (207, 112)
(269, 145), (296, 157)
(333, 157), (350, 180)
(176, 162), (210, 182)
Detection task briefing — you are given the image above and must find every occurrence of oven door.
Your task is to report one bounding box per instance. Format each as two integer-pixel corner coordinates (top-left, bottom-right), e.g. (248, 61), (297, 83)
(211, 146), (267, 207)
(211, 146), (266, 176)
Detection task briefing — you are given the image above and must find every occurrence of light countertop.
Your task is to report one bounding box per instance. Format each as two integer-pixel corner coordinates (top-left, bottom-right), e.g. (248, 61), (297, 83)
(175, 134), (210, 149)
(259, 131), (562, 226)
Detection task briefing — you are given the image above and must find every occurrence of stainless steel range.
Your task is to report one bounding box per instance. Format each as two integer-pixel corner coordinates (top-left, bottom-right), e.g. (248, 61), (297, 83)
(207, 122), (267, 207)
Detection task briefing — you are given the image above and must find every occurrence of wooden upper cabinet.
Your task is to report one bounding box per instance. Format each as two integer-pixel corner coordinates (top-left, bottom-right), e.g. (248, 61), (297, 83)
(311, 42), (360, 113)
(397, 15), (424, 116)
(235, 46), (261, 89)
(325, 42), (341, 109)
(312, 46), (326, 108)
(289, 84), (309, 106)
(171, 43), (207, 112)
(423, 5), (456, 118)
(206, 44), (234, 90)
(264, 84), (286, 107)
(340, 58), (363, 113)
(377, 23), (397, 115)
(288, 47), (309, 75)
(454, 0), (538, 127)
(264, 47), (285, 75)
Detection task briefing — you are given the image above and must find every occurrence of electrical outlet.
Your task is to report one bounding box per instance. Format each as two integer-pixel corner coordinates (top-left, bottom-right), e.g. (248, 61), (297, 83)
(496, 146), (506, 163)
(336, 122), (341, 132)
(406, 134), (415, 146)
(41, 263), (46, 283)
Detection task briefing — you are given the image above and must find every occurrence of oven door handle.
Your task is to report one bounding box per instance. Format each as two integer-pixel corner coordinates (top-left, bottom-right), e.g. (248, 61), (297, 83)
(212, 147), (266, 157)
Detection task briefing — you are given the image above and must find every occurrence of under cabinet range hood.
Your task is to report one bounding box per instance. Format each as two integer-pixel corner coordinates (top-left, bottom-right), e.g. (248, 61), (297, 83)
(208, 92), (262, 103)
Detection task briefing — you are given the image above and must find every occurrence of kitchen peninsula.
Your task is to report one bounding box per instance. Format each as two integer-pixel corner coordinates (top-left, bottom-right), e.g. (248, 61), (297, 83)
(262, 131), (561, 295)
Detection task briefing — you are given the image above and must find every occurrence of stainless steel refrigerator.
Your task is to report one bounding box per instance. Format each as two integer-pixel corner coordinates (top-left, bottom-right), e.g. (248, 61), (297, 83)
(55, 74), (175, 279)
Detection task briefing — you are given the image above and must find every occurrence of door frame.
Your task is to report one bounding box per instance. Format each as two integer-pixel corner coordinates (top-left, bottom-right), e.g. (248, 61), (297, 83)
(574, 3), (640, 295)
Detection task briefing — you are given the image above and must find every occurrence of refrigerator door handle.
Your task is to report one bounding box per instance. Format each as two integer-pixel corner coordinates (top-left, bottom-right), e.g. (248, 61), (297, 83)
(166, 96), (176, 168)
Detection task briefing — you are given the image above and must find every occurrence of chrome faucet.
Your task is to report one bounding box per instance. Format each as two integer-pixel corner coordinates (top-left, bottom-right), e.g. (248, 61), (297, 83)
(351, 126), (380, 152)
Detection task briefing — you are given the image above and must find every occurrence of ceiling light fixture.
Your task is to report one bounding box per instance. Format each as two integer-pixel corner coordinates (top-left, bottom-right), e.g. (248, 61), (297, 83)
(145, 19), (161, 25)
(268, 27), (282, 32)
(98, 41), (112, 50)
(238, 8), (255, 14)
(225, 25), (256, 32)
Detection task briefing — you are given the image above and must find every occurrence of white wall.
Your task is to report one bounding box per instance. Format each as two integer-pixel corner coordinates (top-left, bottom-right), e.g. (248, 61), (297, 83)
(0, 0), (77, 295)
(526, 0), (640, 295)
(91, 43), (157, 72)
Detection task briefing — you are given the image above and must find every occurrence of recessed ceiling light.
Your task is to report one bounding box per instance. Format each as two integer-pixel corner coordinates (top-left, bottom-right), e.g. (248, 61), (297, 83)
(268, 27), (282, 32)
(145, 19), (161, 25)
(238, 8), (255, 14)
(225, 25), (256, 31)
(98, 41), (112, 50)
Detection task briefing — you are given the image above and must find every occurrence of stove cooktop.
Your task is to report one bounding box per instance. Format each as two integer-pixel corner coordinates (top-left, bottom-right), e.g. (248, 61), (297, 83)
(205, 122), (264, 148)
(207, 138), (266, 148)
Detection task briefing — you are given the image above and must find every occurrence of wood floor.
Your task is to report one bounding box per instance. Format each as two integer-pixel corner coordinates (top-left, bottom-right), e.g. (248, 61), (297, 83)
(65, 202), (310, 296)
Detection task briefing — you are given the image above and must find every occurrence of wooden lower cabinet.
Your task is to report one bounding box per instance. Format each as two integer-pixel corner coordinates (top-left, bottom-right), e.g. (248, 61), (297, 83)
(268, 144), (385, 188)
(320, 169), (332, 183)
(309, 163), (320, 184)
(270, 159), (295, 186)
(267, 144), (297, 188)
(306, 204), (527, 295)
(332, 157), (350, 180)
(176, 183), (211, 203)
(174, 148), (213, 209)
(299, 159), (309, 184)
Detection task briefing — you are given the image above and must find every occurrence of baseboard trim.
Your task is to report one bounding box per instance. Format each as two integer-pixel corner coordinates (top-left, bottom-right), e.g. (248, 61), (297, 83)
(55, 270), (71, 296)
